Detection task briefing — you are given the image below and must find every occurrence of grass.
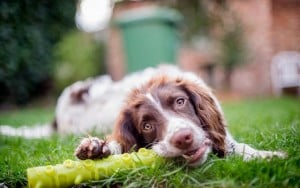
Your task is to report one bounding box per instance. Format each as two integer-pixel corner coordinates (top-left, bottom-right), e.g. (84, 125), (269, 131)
(0, 106), (54, 127)
(0, 97), (299, 187)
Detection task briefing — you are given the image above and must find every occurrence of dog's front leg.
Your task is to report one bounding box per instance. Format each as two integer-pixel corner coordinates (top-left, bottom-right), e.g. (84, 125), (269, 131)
(225, 130), (286, 160)
(231, 142), (287, 161)
(74, 136), (122, 160)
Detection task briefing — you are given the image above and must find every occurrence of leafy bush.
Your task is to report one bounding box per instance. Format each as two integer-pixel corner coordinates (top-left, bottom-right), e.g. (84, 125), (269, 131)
(0, 0), (76, 104)
(53, 31), (106, 93)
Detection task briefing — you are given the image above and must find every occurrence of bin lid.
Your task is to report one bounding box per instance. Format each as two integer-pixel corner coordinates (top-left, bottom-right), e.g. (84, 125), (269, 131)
(114, 6), (183, 26)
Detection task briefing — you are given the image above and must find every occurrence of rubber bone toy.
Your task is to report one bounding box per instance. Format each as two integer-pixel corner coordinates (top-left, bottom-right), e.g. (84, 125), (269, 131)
(27, 148), (161, 188)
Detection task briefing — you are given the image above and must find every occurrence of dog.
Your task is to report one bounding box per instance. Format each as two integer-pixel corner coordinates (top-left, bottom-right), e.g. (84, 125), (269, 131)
(73, 66), (286, 166)
(0, 65), (286, 165)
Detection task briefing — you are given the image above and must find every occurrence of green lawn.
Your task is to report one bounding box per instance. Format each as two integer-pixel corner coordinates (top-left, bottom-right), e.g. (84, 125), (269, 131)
(0, 97), (299, 187)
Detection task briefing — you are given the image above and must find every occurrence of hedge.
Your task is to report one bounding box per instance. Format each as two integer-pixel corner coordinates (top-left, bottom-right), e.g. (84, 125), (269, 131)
(0, 0), (76, 104)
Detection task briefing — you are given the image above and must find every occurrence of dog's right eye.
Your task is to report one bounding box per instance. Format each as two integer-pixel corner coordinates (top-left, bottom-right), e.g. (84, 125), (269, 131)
(175, 97), (185, 106)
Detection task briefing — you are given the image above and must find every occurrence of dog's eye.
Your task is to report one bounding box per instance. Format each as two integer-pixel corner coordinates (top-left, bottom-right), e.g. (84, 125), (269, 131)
(176, 97), (185, 106)
(143, 123), (153, 131)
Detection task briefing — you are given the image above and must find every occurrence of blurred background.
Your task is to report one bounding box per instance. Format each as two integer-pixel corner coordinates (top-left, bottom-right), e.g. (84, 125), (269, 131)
(0, 0), (299, 106)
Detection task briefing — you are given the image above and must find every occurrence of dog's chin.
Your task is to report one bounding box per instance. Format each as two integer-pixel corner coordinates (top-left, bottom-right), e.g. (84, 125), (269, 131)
(183, 146), (212, 166)
(182, 140), (212, 166)
(152, 139), (212, 167)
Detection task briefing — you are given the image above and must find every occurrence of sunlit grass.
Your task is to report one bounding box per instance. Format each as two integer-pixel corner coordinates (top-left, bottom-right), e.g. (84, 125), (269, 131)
(0, 106), (54, 127)
(0, 97), (299, 187)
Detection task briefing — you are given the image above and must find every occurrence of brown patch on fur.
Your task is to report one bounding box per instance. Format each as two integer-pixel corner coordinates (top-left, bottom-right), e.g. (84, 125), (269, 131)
(70, 86), (89, 103)
(109, 109), (139, 152)
(52, 118), (58, 131)
(178, 79), (226, 157)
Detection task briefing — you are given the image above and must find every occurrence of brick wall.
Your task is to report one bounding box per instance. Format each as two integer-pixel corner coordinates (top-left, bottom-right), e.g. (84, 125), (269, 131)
(106, 0), (300, 96)
(229, 0), (300, 96)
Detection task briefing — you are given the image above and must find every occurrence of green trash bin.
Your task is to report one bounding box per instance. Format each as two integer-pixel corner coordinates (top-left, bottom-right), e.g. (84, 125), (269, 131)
(115, 6), (182, 72)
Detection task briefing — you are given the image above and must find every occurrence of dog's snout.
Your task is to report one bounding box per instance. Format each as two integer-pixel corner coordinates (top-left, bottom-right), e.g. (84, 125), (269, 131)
(171, 128), (193, 149)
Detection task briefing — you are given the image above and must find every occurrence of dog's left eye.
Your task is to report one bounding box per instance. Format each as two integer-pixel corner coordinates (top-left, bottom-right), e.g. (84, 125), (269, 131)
(175, 97), (185, 106)
(143, 123), (153, 131)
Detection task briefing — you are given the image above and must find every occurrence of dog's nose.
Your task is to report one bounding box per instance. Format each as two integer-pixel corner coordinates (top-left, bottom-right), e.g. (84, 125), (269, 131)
(170, 128), (193, 149)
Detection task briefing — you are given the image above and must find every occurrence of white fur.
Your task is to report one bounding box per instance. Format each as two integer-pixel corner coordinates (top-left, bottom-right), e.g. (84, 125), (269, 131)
(145, 93), (164, 114)
(107, 141), (122, 155)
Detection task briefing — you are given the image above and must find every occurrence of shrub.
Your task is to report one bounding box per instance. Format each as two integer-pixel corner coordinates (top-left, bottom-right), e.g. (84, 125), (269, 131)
(0, 0), (76, 104)
(53, 31), (106, 93)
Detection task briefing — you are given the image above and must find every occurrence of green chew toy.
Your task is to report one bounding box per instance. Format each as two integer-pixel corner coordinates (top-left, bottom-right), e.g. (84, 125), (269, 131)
(27, 148), (161, 188)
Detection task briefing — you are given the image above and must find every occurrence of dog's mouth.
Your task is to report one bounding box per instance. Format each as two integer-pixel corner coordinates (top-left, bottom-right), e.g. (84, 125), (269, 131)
(182, 139), (212, 165)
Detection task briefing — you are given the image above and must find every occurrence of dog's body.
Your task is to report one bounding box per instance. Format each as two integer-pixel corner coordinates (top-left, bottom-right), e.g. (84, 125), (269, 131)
(54, 66), (176, 135)
(0, 66), (175, 137)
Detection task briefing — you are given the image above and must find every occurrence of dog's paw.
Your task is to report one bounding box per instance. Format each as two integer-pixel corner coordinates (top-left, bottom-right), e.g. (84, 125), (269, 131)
(243, 150), (287, 161)
(74, 137), (110, 160)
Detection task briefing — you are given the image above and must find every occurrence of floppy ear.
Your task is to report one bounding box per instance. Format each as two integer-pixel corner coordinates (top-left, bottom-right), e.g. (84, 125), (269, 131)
(180, 81), (226, 157)
(111, 109), (140, 152)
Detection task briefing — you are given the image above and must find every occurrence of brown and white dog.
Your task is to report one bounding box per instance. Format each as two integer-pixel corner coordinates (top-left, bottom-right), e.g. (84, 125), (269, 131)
(73, 66), (286, 166)
(0, 65), (285, 165)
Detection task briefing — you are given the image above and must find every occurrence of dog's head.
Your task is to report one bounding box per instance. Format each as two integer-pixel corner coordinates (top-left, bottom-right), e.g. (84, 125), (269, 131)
(112, 76), (226, 166)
